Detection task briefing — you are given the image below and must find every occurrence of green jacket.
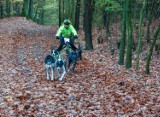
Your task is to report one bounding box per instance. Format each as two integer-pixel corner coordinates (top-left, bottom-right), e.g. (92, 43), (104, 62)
(56, 24), (77, 38)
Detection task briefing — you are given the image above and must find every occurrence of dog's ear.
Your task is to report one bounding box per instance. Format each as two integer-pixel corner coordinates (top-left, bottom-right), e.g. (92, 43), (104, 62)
(51, 43), (55, 50)
(51, 43), (55, 54)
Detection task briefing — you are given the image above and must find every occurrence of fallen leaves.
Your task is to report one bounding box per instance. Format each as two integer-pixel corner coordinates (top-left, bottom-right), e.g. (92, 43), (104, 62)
(0, 17), (160, 116)
(16, 91), (31, 101)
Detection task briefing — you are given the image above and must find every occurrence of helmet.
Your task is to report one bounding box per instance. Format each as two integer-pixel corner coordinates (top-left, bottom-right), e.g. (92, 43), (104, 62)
(63, 19), (71, 25)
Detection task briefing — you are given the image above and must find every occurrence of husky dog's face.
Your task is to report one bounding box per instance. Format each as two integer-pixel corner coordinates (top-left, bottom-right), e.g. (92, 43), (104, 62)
(52, 50), (56, 56)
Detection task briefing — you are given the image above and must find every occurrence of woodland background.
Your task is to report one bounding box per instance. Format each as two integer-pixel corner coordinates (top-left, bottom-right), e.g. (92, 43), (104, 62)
(0, 0), (160, 116)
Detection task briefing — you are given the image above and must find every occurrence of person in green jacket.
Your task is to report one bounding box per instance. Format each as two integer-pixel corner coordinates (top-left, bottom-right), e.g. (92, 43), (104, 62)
(55, 19), (78, 52)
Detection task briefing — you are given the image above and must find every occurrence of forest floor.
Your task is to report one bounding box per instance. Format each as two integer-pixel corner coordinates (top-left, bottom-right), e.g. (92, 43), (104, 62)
(0, 17), (160, 116)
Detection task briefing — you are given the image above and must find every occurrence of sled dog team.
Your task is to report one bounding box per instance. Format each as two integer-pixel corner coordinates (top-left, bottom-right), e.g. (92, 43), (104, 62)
(45, 19), (82, 81)
(44, 44), (82, 81)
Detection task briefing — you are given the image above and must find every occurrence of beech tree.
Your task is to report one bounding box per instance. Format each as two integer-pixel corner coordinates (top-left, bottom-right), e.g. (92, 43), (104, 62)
(136, 0), (147, 69)
(6, 0), (11, 17)
(0, 0), (3, 18)
(146, 26), (160, 74)
(125, 0), (134, 69)
(119, 0), (127, 65)
(74, 0), (81, 31)
(28, 0), (33, 19)
(22, 0), (28, 17)
(83, 0), (95, 50)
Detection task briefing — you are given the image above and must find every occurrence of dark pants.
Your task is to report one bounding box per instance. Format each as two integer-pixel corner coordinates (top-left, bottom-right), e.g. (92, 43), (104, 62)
(56, 36), (77, 52)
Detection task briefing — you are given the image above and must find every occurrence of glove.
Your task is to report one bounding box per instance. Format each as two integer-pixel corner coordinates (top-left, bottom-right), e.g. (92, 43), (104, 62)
(73, 35), (78, 39)
(56, 36), (60, 39)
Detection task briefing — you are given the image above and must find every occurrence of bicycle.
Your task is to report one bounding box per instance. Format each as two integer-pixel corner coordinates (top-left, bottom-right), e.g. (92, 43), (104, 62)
(63, 38), (71, 71)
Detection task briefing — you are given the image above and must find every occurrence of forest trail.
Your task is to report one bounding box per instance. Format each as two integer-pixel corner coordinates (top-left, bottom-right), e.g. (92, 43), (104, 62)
(0, 17), (160, 116)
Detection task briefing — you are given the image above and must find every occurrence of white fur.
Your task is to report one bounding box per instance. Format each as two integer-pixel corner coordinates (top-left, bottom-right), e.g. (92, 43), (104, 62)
(46, 63), (55, 81)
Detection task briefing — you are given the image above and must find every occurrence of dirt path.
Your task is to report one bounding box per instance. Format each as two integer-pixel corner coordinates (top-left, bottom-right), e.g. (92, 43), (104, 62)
(0, 17), (159, 116)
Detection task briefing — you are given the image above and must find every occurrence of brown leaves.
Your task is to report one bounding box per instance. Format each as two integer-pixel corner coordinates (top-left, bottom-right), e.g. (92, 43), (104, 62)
(0, 17), (160, 116)
(16, 91), (31, 101)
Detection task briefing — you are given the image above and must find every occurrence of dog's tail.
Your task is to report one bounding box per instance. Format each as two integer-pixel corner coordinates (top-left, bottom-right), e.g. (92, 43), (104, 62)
(52, 43), (55, 50)
(78, 42), (82, 60)
(51, 43), (55, 54)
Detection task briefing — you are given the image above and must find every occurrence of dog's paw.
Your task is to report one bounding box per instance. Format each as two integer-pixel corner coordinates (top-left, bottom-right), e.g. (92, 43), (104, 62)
(71, 69), (75, 74)
(46, 77), (50, 80)
(59, 78), (63, 81)
(51, 79), (54, 81)
(71, 71), (74, 74)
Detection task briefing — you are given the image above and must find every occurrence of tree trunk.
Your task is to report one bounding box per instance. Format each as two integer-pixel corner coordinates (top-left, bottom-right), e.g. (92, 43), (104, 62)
(0, 3), (3, 18)
(136, 0), (147, 69)
(145, 0), (148, 18)
(59, 0), (62, 26)
(28, 0), (33, 20)
(33, 6), (38, 22)
(65, 0), (70, 18)
(84, 0), (94, 50)
(146, 0), (155, 43)
(74, 0), (81, 31)
(102, 6), (106, 29)
(125, 0), (133, 69)
(6, 0), (11, 17)
(40, 9), (44, 25)
(155, 4), (160, 19)
(22, 0), (28, 17)
(157, 41), (160, 55)
(106, 12), (110, 40)
(70, 0), (76, 25)
(146, 26), (160, 74)
(119, 0), (127, 65)
(146, 16), (151, 43)
(62, 0), (64, 21)
(14, 2), (21, 16)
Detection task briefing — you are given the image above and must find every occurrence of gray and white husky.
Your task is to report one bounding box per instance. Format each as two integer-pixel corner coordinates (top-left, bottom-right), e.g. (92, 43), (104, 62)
(55, 53), (66, 81)
(44, 54), (55, 81)
(44, 44), (66, 81)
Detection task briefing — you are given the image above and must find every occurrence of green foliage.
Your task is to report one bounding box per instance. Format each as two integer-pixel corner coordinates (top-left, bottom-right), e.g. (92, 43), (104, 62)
(43, 0), (58, 25)
(96, 0), (123, 12)
(30, 0), (58, 25)
(105, 1), (123, 12)
(11, 0), (23, 3)
(44, 4), (54, 10)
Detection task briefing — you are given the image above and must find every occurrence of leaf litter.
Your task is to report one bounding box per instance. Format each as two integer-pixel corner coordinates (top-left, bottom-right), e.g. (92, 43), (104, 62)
(0, 17), (159, 116)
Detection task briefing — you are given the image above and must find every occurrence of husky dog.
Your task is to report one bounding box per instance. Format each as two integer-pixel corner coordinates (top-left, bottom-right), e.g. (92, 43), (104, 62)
(44, 54), (55, 81)
(51, 43), (66, 81)
(55, 54), (66, 81)
(68, 42), (82, 74)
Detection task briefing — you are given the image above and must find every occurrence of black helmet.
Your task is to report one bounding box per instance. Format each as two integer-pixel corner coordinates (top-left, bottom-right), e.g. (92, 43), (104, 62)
(63, 19), (71, 25)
